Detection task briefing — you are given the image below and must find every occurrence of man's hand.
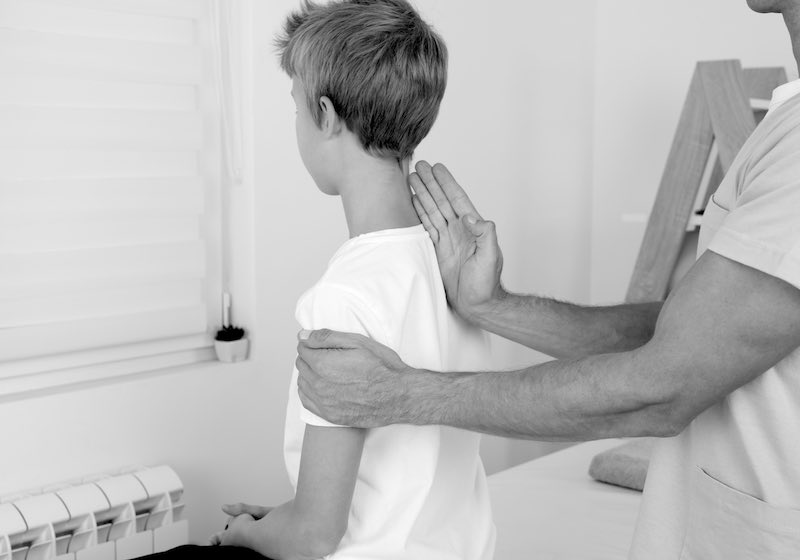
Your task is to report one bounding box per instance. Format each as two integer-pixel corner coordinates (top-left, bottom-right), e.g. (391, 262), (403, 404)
(296, 329), (419, 427)
(409, 161), (505, 322)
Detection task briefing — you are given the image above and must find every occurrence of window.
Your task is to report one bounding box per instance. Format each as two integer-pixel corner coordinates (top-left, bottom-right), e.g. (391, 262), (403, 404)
(0, 0), (226, 397)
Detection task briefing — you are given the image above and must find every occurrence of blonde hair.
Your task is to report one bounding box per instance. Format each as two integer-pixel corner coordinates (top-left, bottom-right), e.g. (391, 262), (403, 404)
(276, 0), (448, 161)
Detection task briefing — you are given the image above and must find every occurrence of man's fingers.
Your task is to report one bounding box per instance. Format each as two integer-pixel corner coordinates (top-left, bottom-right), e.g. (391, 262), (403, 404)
(296, 354), (324, 401)
(297, 328), (367, 350)
(297, 371), (324, 417)
(208, 532), (222, 546)
(431, 162), (482, 220)
(463, 216), (497, 245)
(414, 161), (457, 222)
(297, 336), (353, 370)
(409, 172), (448, 231)
(295, 354), (317, 381)
(462, 216), (501, 265)
(412, 195), (439, 244)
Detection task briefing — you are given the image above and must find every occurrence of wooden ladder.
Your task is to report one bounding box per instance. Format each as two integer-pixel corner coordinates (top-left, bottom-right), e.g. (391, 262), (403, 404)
(626, 60), (787, 303)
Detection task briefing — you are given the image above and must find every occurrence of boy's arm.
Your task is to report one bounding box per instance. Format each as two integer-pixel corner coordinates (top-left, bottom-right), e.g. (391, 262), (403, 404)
(229, 286), (375, 558)
(227, 425), (365, 560)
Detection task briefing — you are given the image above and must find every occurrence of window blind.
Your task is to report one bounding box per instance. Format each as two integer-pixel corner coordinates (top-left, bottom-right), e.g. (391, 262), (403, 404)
(0, 0), (222, 391)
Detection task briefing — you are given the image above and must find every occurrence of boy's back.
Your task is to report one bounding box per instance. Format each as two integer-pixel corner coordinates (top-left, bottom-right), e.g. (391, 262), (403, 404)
(285, 224), (496, 560)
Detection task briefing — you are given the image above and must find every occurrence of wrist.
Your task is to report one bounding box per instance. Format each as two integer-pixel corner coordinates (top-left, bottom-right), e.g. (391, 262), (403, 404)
(400, 367), (447, 426)
(402, 368), (467, 427)
(465, 286), (511, 327)
(238, 519), (261, 551)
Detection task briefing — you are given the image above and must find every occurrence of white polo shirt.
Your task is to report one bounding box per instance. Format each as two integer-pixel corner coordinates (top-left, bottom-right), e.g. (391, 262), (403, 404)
(284, 225), (496, 560)
(630, 81), (800, 558)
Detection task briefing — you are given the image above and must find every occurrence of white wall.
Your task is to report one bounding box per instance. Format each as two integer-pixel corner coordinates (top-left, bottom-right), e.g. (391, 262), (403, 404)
(0, 362), (282, 544)
(2, 0), (795, 548)
(590, 0), (796, 303)
(0, 2), (289, 544)
(412, 0), (598, 471)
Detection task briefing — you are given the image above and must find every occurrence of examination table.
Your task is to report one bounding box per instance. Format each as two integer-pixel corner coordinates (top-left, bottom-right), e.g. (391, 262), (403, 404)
(488, 439), (642, 559)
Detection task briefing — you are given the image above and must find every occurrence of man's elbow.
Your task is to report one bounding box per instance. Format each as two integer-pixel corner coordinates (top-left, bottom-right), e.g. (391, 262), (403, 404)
(636, 393), (700, 438)
(641, 407), (689, 438)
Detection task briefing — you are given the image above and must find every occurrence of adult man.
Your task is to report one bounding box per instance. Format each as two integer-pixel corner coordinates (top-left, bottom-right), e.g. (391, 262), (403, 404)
(294, 1), (800, 557)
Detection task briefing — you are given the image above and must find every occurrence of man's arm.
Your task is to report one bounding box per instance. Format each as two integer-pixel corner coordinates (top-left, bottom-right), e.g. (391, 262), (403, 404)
(408, 161), (660, 359)
(297, 251), (800, 438)
(472, 292), (662, 359)
(219, 426), (365, 559)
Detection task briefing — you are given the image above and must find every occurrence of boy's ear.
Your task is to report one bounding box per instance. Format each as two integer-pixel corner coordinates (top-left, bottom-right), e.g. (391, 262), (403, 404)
(318, 96), (343, 138)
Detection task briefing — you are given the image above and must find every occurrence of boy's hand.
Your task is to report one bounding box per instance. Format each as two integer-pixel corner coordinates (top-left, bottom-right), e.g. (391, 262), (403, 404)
(208, 513), (255, 546)
(409, 161), (505, 322)
(222, 503), (273, 519)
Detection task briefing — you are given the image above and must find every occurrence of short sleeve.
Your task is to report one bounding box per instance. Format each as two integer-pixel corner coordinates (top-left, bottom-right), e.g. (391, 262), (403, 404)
(294, 284), (389, 427)
(708, 130), (800, 290)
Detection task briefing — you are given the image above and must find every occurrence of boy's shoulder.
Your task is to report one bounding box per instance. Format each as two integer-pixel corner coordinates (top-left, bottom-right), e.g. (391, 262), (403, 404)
(297, 228), (438, 324)
(323, 227), (433, 286)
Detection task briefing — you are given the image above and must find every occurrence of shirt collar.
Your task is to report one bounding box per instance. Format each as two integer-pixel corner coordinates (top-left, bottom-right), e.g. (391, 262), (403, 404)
(769, 78), (800, 113)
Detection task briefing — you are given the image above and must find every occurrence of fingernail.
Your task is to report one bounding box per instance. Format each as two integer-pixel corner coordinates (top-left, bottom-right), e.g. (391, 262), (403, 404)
(298, 329), (311, 341)
(466, 215), (477, 225)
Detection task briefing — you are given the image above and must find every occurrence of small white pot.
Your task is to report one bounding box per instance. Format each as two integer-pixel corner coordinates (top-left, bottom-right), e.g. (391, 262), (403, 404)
(214, 338), (249, 363)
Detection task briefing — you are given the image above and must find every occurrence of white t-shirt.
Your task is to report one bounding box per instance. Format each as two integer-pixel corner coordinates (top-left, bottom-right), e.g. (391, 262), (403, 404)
(630, 81), (800, 558)
(284, 225), (496, 560)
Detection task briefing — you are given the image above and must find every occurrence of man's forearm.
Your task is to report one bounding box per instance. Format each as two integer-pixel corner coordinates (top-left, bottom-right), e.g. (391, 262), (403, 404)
(403, 345), (682, 441)
(470, 291), (662, 359)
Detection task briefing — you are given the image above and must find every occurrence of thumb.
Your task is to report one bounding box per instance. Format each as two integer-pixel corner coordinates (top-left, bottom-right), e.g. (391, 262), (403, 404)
(462, 215), (497, 244)
(222, 503), (271, 519)
(221, 503), (245, 516)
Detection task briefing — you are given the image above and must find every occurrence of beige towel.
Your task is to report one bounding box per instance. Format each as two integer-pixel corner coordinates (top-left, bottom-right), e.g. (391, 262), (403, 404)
(588, 438), (655, 492)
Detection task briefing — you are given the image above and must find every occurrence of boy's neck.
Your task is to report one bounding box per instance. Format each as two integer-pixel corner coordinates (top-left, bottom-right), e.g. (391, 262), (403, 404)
(338, 154), (421, 238)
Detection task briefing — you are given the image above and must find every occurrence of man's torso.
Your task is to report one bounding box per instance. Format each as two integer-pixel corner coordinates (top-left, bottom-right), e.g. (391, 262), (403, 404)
(630, 83), (800, 559)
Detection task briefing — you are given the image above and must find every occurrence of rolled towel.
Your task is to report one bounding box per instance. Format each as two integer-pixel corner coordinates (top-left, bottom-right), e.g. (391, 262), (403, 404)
(588, 438), (655, 492)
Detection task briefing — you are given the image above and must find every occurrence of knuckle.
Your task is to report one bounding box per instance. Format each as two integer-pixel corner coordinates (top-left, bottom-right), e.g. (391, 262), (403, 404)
(316, 328), (331, 342)
(356, 332), (371, 347)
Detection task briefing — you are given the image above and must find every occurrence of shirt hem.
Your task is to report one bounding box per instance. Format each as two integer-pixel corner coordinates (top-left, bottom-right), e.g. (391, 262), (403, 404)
(708, 226), (800, 290)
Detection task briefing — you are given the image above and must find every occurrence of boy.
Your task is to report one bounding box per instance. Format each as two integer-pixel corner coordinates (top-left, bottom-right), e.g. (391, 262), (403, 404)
(214, 1), (495, 558)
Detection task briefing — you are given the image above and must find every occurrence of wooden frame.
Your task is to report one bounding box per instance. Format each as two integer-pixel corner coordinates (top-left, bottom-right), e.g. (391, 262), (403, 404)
(626, 60), (787, 303)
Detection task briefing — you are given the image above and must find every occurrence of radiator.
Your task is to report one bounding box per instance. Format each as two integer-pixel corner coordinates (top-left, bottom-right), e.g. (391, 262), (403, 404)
(0, 466), (189, 560)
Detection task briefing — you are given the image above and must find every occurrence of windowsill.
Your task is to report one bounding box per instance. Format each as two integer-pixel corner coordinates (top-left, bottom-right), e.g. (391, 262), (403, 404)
(0, 337), (226, 402)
